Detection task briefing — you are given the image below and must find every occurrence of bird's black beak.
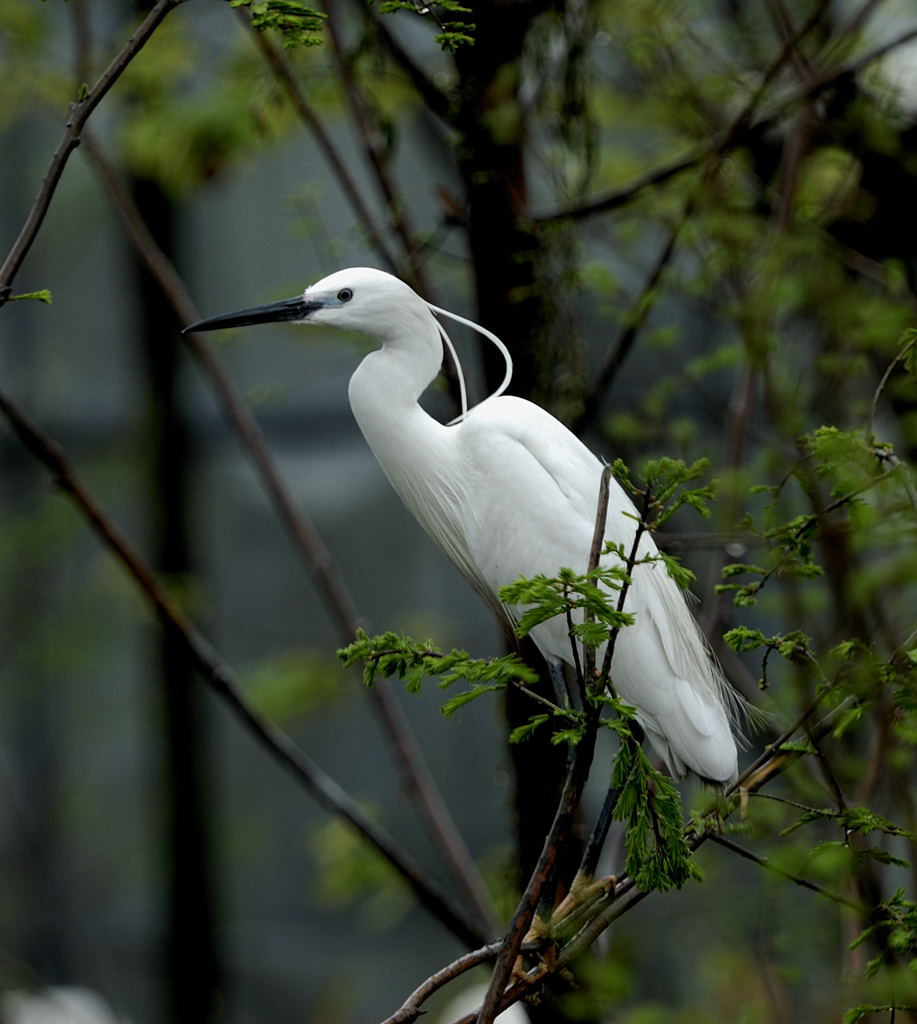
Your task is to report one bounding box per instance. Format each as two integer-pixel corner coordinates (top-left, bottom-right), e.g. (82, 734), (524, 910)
(182, 296), (318, 334)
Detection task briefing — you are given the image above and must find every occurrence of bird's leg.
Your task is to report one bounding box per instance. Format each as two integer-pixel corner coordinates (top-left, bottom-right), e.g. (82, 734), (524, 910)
(519, 788), (620, 955)
(524, 783), (621, 939)
(546, 660), (569, 710)
(580, 781), (619, 878)
(520, 870), (617, 958)
(703, 782), (732, 833)
(549, 870), (617, 937)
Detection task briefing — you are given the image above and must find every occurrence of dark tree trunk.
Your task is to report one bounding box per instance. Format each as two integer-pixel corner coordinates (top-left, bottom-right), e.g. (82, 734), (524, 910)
(453, 0), (585, 932)
(131, 176), (222, 1024)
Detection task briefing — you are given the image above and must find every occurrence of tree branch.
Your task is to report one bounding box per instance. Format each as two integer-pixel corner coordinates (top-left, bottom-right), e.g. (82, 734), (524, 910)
(379, 941), (506, 1024)
(475, 718), (599, 1024)
(379, 639), (872, 1021)
(0, 0), (180, 306)
(0, 385), (485, 950)
(706, 832), (863, 911)
(82, 130), (497, 940)
(572, 203), (692, 436)
(538, 25), (917, 226)
(235, 6), (400, 274)
(322, 0), (432, 292)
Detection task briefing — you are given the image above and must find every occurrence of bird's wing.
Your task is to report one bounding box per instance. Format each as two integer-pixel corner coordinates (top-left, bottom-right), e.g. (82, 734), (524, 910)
(455, 395), (740, 782)
(611, 563), (739, 780)
(455, 395), (608, 582)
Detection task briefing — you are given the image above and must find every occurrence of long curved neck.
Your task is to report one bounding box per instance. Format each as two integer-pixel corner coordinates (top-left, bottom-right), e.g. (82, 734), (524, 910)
(346, 313), (447, 478)
(345, 309), (494, 604)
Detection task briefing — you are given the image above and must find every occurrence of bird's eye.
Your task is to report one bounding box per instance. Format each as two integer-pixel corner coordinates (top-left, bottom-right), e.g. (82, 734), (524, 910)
(337, 288), (353, 303)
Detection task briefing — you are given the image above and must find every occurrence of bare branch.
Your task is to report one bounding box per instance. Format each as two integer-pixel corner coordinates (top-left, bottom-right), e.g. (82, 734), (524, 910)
(868, 332), (917, 441)
(476, 693), (601, 1022)
(0, 0), (180, 305)
(0, 385), (485, 950)
(573, 206), (691, 436)
(235, 6), (400, 272)
(83, 131), (497, 939)
(539, 25), (917, 226)
(322, 0), (432, 292)
(378, 942), (504, 1024)
(706, 832), (863, 911)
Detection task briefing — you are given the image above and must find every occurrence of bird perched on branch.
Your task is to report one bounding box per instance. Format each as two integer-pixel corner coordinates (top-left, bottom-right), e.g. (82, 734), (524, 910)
(185, 267), (745, 782)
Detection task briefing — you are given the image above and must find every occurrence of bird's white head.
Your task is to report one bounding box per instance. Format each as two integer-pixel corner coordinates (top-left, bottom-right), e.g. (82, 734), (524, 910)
(183, 266), (432, 345)
(184, 266), (515, 422)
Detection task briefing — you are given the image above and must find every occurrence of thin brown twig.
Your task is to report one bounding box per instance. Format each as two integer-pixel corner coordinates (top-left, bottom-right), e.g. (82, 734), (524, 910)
(82, 131), (497, 939)
(706, 832), (863, 910)
(599, 482), (654, 682)
(236, 6), (400, 273)
(572, 204), (692, 435)
(0, 385), (484, 949)
(579, 463), (614, 683)
(321, 0), (430, 291)
(868, 333), (917, 441)
(0, 0), (180, 306)
(475, 721), (599, 1024)
(378, 941), (507, 1024)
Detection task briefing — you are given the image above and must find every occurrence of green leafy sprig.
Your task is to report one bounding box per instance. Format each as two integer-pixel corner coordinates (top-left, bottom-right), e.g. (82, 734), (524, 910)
(718, 426), (912, 607)
(606, 704), (700, 892)
(377, 0), (475, 51)
(337, 628), (539, 717)
(230, 0), (325, 49)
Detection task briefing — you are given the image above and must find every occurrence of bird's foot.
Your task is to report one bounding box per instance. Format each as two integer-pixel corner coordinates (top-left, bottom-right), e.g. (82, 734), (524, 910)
(551, 871), (616, 926)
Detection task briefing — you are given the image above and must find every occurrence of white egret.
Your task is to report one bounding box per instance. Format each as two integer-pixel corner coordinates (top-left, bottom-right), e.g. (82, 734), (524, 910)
(185, 267), (744, 782)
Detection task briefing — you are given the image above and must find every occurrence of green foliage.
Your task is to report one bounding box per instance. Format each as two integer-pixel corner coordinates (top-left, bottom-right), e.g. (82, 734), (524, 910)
(499, 567), (635, 649)
(851, 889), (917, 980)
(433, 22), (475, 52)
(609, 716), (699, 892)
(509, 714), (550, 744)
(116, 18), (307, 194)
(655, 551), (696, 590)
(243, 648), (351, 723)
(337, 628), (538, 716)
(0, 0), (71, 125)
(723, 626), (814, 689)
(377, 0), (474, 51)
(7, 289), (52, 304)
(718, 423), (915, 608)
(781, 805), (914, 844)
(229, 0), (325, 49)
(612, 456), (717, 529)
(844, 1005), (916, 1024)
(308, 815), (412, 930)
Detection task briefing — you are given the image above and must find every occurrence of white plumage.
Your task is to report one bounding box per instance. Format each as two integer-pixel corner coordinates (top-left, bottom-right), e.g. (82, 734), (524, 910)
(186, 267), (744, 782)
